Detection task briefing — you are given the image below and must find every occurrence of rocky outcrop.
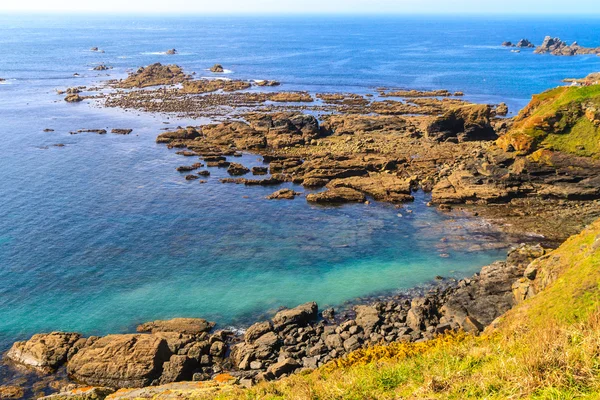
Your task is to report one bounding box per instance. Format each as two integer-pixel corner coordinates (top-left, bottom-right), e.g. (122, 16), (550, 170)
(111, 129), (132, 135)
(502, 39), (535, 48)
(93, 65), (111, 71)
(326, 174), (415, 203)
(64, 94), (83, 103)
(156, 127), (201, 143)
(426, 104), (496, 142)
(534, 36), (600, 56)
(116, 64), (189, 88)
(5, 332), (81, 373)
(165, 49), (177, 55)
(210, 64), (224, 73)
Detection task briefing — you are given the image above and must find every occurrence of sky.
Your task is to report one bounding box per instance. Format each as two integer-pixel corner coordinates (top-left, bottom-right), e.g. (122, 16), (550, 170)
(1, 0), (600, 14)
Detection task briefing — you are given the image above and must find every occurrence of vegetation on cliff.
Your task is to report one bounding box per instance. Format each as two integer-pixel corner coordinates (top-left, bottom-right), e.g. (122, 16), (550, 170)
(498, 84), (600, 157)
(184, 217), (600, 399)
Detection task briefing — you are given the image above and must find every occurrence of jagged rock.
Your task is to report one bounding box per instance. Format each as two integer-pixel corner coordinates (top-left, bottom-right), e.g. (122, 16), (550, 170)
(210, 64), (224, 73)
(6, 332), (81, 373)
(273, 302), (318, 328)
(516, 39), (535, 48)
(0, 386), (24, 399)
(165, 49), (177, 55)
(116, 63), (189, 88)
(227, 163), (250, 176)
(67, 334), (172, 388)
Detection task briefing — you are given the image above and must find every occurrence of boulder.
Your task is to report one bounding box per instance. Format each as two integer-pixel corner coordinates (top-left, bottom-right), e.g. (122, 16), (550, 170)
(266, 358), (300, 379)
(159, 355), (195, 384)
(244, 321), (273, 343)
(165, 49), (177, 55)
(210, 64), (224, 73)
(272, 302), (318, 328)
(64, 94), (83, 103)
(5, 332), (81, 373)
(67, 334), (172, 388)
(354, 305), (381, 335)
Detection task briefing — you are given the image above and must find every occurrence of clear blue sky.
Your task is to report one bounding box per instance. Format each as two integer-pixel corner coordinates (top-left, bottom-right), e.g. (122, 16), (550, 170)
(2, 0), (600, 14)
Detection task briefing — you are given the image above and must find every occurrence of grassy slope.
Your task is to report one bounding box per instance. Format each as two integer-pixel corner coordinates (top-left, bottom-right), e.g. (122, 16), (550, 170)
(188, 218), (600, 400)
(497, 85), (600, 157)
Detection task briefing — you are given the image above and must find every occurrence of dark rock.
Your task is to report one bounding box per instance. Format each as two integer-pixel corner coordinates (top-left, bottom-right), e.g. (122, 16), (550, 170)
(227, 163), (250, 176)
(210, 64), (224, 73)
(111, 129), (132, 135)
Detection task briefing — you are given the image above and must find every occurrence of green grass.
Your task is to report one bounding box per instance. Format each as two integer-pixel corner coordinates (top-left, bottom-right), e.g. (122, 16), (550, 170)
(182, 218), (600, 400)
(498, 85), (600, 157)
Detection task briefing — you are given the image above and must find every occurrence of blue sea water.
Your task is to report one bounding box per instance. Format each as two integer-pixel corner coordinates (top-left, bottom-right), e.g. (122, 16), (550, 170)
(0, 14), (599, 363)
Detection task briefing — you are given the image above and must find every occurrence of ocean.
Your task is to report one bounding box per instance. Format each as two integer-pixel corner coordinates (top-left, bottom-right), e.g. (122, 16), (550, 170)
(0, 14), (599, 361)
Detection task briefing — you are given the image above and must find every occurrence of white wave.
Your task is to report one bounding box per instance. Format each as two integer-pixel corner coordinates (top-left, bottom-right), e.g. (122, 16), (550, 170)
(140, 51), (194, 56)
(207, 68), (234, 74)
(199, 76), (232, 81)
(0, 79), (15, 85)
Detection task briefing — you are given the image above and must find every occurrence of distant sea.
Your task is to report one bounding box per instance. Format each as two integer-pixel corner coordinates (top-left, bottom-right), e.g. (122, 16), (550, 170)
(0, 14), (599, 358)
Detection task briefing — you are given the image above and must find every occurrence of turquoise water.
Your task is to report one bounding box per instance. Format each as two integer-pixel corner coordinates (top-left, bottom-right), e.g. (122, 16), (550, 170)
(0, 15), (599, 356)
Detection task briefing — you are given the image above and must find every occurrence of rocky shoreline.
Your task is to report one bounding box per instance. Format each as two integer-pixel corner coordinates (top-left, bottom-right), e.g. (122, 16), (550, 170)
(3, 243), (546, 398)
(7, 62), (600, 398)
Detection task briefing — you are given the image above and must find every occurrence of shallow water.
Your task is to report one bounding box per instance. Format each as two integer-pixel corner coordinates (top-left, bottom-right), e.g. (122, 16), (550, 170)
(0, 15), (599, 358)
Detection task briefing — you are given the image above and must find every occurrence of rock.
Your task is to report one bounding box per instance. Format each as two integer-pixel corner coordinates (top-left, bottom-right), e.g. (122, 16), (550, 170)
(272, 302), (318, 328)
(111, 129), (132, 135)
(67, 334), (172, 388)
(159, 355), (195, 384)
(501, 41), (514, 47)
(116, 63), (189, 88)
(461, 316), (484, 333)
(254, 331), (280, 348)
(343, 336), (361, 352)
(252, 166), (268, 175)
(326, 174), (414, 203)
(181, 79), (251, 94)
(156, 127), (200, 143)
(185, 175), (199, 180)
(306, 187), (366, 204)
(244, 321), (273, 343)
(136, 318), (215, 335)
(266, 189), (300, 200)
(93, 65), (110, 71)
(516, 39), (535, 48)
(266, 358), (300, 379)
(165, 49), (177, 55)
(322, 308), (335, 321)
(209, 341), (226, 358)
(495, 103), (508, 116)
(354, 305), (381, 335)
(210, 64), (224, 73)
(255, 80), (280, 87)
(227, 163), (250, 176)
(197, 170), (210, 176)
(0, 386), (24, 399)
(5, 332), (81, 373)
(64, 94), (83, 103)
(426, 104), (496, 142)
(90, 47), (99, 51)
(324, 334), (343, 349)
